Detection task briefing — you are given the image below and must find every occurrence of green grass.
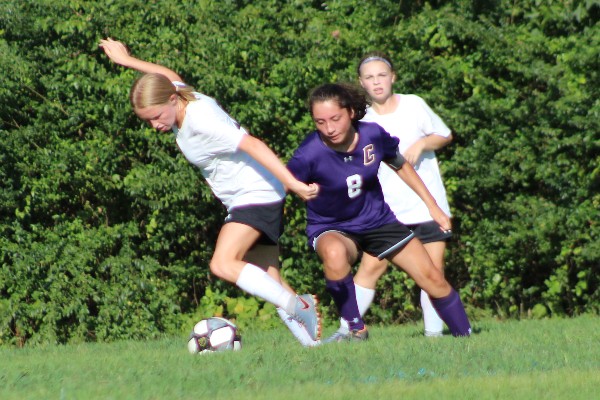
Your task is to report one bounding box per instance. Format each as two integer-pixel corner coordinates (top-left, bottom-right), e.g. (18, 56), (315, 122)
(1, 315), (598, 399)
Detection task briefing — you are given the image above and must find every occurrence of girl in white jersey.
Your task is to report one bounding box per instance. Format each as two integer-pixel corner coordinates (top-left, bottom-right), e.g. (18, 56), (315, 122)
(332, 51), (456, 338)
(99, 38), (321, 343)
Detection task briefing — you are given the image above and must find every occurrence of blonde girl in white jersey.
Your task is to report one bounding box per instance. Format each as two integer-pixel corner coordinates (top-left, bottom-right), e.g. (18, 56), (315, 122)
(99, 38), (321, 343)
(332, 51), (455, 338)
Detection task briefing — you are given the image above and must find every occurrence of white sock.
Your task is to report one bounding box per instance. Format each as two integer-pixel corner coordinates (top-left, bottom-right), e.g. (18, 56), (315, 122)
(356, 283), (375, 316)
(276, 308), (320, 347)
(421, 289), (444, 336)
(236, 263), (295, 312)
(339, 283), (376, 333)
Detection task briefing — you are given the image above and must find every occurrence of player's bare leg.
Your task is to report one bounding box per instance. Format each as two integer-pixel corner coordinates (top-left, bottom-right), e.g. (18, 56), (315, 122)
(388, 238), (449, 297)
(316, 232), (358, 280)
(355, 253), (387, 289)
(246, 244), (320, 346)
(210, 222), (321, 340)
(210, 222), (261, 282)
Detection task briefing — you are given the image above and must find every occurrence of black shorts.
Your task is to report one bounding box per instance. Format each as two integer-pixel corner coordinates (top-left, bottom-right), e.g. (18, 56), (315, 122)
(406, 220), (452, 244)
(314, 223), (415, 260)
(224, 200), (284, 246)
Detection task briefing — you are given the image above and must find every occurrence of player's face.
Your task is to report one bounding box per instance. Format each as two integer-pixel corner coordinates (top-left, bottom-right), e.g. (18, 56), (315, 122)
(135, 96), (178, 132)
(312, 100), (356, 150)
(358, 60), (395, 103)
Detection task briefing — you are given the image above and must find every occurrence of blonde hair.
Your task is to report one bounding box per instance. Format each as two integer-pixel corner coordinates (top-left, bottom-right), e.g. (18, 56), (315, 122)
(129, 73), (197, 112)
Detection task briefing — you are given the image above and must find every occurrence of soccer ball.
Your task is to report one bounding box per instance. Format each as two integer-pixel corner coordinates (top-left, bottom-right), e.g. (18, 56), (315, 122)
(187, 317), (242, 354)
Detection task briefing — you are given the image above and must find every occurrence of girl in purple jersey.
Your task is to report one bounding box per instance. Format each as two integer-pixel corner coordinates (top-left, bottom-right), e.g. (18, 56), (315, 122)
(329, 51), (458, 339)
(287, 83), (471, 341)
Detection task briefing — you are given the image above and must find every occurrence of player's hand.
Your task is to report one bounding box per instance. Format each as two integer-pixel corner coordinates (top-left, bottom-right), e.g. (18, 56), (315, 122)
(99, 38), (132, 65)
(403, 141), (425, 166)
(290, 181), (320, 201)
(429, 206), (451, 233)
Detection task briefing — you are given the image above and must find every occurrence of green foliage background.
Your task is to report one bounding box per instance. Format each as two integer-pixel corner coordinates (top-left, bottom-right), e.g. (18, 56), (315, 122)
(0, 0), (598, 345)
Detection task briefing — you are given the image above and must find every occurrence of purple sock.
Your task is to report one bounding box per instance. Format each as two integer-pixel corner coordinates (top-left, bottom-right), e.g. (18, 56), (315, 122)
(430, 289), (471, 336)
(325, 273), (365, 331)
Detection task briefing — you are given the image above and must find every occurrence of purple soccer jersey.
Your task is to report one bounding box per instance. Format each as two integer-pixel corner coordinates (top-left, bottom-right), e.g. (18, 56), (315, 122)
(288, 121), (401, 243)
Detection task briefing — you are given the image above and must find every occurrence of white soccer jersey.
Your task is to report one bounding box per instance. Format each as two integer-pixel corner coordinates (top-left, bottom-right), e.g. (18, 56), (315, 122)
(361, 94), (452, 224)
(172, 84), (285, 212)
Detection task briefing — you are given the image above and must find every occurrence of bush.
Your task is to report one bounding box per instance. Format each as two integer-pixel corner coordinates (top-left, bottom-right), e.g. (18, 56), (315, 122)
(0, 0), (597, 345)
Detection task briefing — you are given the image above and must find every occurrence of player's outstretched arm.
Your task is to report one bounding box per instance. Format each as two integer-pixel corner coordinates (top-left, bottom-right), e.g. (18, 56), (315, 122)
(237, 135), (319, 201)
(99, 38), (183, 83)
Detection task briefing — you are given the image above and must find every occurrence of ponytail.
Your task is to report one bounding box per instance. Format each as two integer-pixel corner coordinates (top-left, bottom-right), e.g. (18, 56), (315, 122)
(130, 73), (196, 112)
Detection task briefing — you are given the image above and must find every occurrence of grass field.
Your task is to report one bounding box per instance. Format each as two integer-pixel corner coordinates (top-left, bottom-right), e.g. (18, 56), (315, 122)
(1, 315), (598, 400)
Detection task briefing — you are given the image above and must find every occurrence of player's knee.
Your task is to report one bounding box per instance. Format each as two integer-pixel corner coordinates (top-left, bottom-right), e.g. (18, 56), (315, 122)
(324, 262), (349, 278)
(209, 258), (228, 280)
(319, 244), (348, 267)
(425, 268), (450, 291)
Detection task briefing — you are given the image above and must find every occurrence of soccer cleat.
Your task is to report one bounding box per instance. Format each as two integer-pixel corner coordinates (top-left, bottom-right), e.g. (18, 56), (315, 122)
(424, 330), (444, 338)
(322, 326), (369, 343)
(277, 308), (321, 347)
(291, 294), (322, 341)
(321, 329), (348, 344)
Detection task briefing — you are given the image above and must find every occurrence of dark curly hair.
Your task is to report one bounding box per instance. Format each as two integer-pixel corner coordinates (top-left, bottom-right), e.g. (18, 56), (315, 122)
(308, 83), (371, 123)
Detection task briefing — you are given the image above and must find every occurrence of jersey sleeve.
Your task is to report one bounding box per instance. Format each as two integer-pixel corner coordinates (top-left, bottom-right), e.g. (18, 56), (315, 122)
(186, 102), (247, 154)
(202, 119), (245, 153)
(377, 124), (401, 160)
(417, 96), (452, 138)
